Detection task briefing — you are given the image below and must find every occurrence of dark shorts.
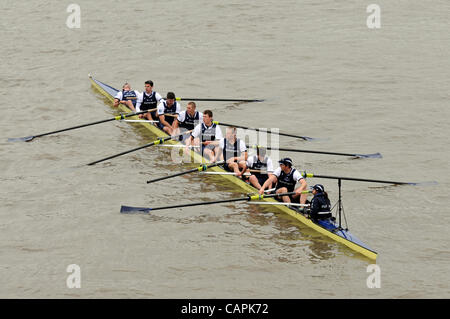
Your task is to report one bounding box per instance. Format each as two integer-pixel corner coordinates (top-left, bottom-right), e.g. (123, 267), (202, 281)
(275, 187), (297, 202)
(223, 162), (233, 172)
(252, 174), (268, 186)
(141, 110), (157, 119)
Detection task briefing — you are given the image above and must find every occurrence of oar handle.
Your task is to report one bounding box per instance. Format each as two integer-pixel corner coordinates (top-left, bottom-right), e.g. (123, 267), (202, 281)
(160, 113), (178, 118)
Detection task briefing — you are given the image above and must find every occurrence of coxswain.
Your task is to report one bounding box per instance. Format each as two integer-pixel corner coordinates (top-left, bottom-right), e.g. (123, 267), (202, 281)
(215, 127), (248, 176)
(258, 157), (308, 204)
(188, 110), (223, 162)
(136, 80), (162, 121)
(309, 184), (332, 221)
(113, 82), (139, 112)
(242, 146), (274, 189)
(157, 92), (181, 135)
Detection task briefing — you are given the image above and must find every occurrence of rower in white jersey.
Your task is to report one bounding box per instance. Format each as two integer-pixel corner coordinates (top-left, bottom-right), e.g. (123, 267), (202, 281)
(113, 82), (139, 112)
(157, 92), (181, 135)
(136, 80), (163, 121)
(214, 127), (248, 176)
(258, 158), (308, 204)
(241, 146), (274, 189)
(172, 101), (203, 142)
(187, 110), (223, 162)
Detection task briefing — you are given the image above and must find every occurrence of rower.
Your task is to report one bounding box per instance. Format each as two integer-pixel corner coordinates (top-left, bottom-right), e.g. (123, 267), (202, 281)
(136, 80), (162, 121)
(215, 127), (248, 177)
(188, 110), (223, 162)
(309, 184), (332, 221)
(172, 101), (203, 141)
(113, 82), (139, 112)
(258, 157), (308, 204)
(242, 146), (274, 189)
(157, 92), (181, 135)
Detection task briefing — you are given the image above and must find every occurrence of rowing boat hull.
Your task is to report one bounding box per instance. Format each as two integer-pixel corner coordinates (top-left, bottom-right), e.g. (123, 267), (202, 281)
(89, 75), (377, 261)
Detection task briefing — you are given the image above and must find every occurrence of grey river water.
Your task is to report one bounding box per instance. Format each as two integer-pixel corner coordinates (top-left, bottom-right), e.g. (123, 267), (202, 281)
(0, 0), (449, 298)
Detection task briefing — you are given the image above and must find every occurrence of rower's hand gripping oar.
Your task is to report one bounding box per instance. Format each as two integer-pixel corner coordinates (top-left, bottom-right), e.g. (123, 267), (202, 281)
(120, 191), (297, 213)
(249, 145), (382, 159)
(213, 121), (322, 142)
(146, 161), (225, 184)
(86, 130), (192, 166)
(7, 110), (154, 142)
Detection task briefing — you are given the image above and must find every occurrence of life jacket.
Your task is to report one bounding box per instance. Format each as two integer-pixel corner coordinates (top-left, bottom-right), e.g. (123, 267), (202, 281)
(122, 90), (137, 107)
(310, 193), (332, 220)
(160, 101), (179, 125)
(275, 168), (298, 192)
(180, 111), (200, 130)
(141, 91), (158, 111)
(222, 138), (241, 162)
(249, 155), (268, 178)
(200, 123), (217, 142)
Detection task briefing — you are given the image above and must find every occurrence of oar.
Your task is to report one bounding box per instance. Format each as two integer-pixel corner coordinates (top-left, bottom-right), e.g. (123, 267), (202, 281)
(248, 202), (310, 207)
(146, 161), (225, 184)
(86, 130), (192, 166)
(7, 110), (154, 142)
(301, 172), (436, 186)
(176, 98), (264, 103)
(201, 171), (251, 176)
(120, 191), (296, 213)
(249, 145), (382, 159)
(160, 113), (178, 117)
(213, 121), (321, 141)
(120, 119), (159, 123)
(200, 170), (271, 176)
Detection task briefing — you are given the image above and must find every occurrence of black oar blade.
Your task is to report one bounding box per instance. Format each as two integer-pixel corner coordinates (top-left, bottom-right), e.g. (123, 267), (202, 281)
(301, 136), (330, 142)
(8, 136), (35, 142)
(120, 206), (152, 214)
(354, 152), (383, 159)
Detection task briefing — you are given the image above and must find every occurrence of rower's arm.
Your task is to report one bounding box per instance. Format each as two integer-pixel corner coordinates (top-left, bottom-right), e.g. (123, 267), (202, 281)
(159, 115), (171, 128)
(295, 178), (307, 193)
(241, 151), (248, 161)
(259, 174), (277, 193)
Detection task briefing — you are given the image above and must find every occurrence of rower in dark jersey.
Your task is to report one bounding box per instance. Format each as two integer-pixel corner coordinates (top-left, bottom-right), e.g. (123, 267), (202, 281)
(215, 127), (248, 176)
(136, 80), (162, 121)
(113, 82), (139, 112)
(188, 110), (223, 162)
(241, 146), (274, 190)
(309, 184), (332, 221)
(258, 157), (308, 204)
(157, 92), (181, 135)
(173, 101), (203, 142)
